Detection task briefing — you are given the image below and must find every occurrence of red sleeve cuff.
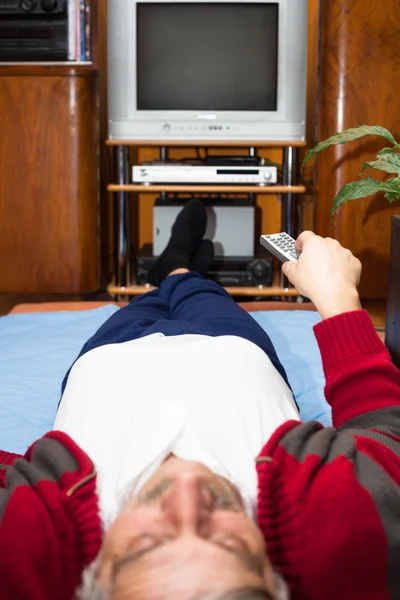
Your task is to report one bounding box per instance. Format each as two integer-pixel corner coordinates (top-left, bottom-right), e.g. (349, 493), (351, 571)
(313, 309), (386, 370)
(0, 450), (22, 467)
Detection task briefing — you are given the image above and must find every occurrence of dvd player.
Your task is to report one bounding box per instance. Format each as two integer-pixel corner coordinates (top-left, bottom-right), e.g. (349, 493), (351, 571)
(136, 245), (274, 287)
(132, 164), (277, 185)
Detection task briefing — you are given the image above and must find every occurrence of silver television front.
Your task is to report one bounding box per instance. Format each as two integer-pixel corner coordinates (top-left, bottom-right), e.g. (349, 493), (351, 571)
(108, 0), (308, 142)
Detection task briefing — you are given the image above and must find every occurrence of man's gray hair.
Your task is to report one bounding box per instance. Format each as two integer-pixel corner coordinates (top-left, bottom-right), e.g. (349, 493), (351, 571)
(75, 558), (290, 600)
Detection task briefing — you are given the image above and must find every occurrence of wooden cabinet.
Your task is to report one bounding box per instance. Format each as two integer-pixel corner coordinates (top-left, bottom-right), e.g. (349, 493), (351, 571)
(315, 0), (400, 299)
(0, 65), (99, 293)
(0, 1), (107, 294)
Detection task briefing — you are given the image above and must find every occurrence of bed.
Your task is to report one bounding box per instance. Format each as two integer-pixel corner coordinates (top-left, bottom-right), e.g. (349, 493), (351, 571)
(0, 301), (329, 455)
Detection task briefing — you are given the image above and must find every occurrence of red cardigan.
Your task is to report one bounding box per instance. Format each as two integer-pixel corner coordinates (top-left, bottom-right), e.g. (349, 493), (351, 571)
(1, 310), (400, 600)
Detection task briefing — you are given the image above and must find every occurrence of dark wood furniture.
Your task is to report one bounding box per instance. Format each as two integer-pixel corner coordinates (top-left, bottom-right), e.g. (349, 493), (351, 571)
(315, 0), (400, 299)
(386, 216), (400, 368)
(0, 1), (102, 294)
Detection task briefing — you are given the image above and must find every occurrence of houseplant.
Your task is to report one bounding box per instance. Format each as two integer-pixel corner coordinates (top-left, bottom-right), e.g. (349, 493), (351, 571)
(303, 125), (400, 214)
(303, 124), (400, 366)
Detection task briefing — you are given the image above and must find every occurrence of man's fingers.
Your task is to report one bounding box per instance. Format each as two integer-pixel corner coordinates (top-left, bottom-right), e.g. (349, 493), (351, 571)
(282, 260), (296, 281)
(295, 230), (315, 251)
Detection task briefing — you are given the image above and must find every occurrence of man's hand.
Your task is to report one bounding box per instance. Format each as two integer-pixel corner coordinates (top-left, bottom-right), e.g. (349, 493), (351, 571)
(282, 231), (362, 320)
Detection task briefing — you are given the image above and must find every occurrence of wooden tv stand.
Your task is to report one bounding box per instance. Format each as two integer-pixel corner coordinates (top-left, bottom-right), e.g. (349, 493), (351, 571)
(106, 139), (307, 298)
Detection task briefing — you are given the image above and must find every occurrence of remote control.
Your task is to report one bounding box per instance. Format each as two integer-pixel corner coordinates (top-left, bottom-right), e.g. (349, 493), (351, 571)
(259, 233), (301, 263)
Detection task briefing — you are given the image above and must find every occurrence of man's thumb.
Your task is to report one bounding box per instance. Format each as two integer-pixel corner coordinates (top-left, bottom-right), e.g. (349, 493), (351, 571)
(282, 260), (295, 282)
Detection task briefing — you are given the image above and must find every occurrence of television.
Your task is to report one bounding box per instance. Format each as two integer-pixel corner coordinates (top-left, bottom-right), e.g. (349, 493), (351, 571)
(108, 0), (308, 142)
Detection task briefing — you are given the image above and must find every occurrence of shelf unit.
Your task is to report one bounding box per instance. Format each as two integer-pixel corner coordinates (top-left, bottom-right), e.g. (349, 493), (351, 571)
(108, 271), (300, 298)
(0, 1), (101, 294)
(108, 184), (306, 194)
(106, 140), (307, 298)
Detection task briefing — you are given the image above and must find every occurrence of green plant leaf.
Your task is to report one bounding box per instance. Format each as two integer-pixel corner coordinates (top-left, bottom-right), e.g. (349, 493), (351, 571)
(332, 177), (400, 215)
(303, 125), (398, 166)
(262, 158), (282, 170)
(360, 152), (400, 175)
(385, 192), (400, 203)
(378, 147), (398, 157)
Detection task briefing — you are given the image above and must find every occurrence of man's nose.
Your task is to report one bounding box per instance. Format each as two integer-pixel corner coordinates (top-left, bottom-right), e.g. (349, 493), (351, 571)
(162, 473), (212, 532)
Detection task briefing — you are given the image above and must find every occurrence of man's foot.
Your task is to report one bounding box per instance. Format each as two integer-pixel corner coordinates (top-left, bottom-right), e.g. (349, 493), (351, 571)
(192, 239), (214, 276)
(147, 199), (207, 286)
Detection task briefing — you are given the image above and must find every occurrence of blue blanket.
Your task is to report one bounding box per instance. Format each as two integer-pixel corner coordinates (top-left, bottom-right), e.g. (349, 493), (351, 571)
(0, 306), (329, 455)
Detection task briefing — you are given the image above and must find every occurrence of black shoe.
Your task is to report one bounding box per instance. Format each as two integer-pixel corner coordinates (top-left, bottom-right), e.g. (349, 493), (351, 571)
(147, 199), (207, 287)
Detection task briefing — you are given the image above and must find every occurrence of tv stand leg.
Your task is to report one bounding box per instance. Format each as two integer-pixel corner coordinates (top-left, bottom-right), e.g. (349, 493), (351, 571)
(115, 145), (131, 290)
(248, 148), (256, 208)
(280, 146), (299, 290)
(160, 146), (168, 161)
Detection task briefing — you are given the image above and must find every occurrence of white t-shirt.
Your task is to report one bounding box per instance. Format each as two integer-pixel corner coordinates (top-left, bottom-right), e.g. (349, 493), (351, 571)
(54, 334), (299, 526)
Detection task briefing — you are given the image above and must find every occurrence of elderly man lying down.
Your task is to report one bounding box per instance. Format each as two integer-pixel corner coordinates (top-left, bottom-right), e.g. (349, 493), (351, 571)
(1, 199), (400, 600)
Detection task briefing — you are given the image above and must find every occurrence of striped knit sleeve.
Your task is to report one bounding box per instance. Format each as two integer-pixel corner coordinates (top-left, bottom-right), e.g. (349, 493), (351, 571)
(257, 310), (400, 599)
(0, 450), (22, 488)
(314, 310), (400, 436)
(0, 437), (79, 523)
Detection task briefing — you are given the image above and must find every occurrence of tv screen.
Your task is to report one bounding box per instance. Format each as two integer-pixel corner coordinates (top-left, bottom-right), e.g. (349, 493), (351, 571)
(137, 2), (279, 112)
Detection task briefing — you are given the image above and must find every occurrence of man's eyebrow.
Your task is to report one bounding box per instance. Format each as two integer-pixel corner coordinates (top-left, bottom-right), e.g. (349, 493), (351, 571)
(112, 546), (155, 579)
(213, 543), (276, 600)
(111, 534), (161, 579)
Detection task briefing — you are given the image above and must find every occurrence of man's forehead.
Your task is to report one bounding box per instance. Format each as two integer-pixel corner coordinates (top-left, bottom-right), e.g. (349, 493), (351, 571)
(112, 540), (262, 600)
(120, 536), (242, 569)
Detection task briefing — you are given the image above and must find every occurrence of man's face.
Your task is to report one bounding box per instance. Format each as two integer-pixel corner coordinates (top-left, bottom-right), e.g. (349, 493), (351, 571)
(96, 458), (276, 600)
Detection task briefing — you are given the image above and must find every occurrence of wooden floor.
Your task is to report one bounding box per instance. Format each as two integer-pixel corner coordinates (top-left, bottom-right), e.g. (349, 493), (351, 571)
(0, 293), (387, 339)
(0, 293), (84, 316)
